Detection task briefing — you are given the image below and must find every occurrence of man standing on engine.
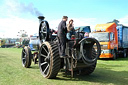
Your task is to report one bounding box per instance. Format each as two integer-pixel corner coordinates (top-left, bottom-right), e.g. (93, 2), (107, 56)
(57, 16), (68, 58)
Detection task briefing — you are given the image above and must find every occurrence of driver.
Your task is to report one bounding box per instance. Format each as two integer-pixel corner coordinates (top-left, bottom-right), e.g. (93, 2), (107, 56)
(57, 16), (68, 58)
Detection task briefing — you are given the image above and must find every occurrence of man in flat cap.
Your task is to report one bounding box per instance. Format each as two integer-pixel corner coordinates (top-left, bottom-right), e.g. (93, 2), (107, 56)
(57, 16), (68, 58)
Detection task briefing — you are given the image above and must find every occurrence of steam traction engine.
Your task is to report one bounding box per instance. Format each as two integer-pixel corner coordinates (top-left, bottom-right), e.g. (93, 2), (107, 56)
(21, 16), (101, 79)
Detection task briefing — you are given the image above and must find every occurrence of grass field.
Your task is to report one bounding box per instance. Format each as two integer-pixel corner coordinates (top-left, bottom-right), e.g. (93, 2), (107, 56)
(0, 48), (128, 85)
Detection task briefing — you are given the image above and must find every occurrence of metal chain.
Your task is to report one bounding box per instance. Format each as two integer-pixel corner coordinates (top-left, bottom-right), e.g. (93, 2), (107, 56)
(71, 48), (77, 68)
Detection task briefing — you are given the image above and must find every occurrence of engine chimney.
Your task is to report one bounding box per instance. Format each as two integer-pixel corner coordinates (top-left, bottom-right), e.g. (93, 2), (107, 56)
(38, 16), (45, 23)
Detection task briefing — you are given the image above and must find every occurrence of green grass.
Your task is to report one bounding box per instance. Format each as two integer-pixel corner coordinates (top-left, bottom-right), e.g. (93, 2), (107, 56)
(0, 48), (128, 85)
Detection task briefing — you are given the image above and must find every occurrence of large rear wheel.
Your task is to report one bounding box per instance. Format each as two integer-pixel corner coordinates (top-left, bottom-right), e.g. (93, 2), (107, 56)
(39, 42), (60, 79)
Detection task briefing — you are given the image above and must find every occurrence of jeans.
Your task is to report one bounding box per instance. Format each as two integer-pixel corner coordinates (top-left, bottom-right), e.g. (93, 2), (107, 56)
(67, 31), (76, 40)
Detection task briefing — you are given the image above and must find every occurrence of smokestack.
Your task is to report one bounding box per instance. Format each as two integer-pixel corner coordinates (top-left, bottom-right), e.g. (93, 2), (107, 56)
(38, 16), (45, 23)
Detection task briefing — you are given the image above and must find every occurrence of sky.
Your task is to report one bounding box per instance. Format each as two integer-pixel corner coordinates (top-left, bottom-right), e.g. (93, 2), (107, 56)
(0, 0), (128, 38)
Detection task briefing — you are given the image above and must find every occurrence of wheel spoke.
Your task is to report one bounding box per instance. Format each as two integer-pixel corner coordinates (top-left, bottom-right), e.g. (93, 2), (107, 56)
(42, 26), (45, 28)
(43, 64), (49, 74)
(40, 62), (47, 66)
(23, 50), (26, 54)
(47, 52), (50, 56)
(24, 55), (27, 58)
(41, 26), (46, 31)
(22, 58), (26, 60)
(83, 50), (86, 55)
(40, 31), (43, 33)
(41, 24), (45, 27)
(40, 53), (47, 57)
(43, 32), (47, 34)
(41, 33), (44, 37)
(42, 46), (48, 53)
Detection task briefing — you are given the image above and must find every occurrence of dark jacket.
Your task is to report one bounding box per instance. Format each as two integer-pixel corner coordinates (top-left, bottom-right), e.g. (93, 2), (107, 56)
(57, 20), (67, 38)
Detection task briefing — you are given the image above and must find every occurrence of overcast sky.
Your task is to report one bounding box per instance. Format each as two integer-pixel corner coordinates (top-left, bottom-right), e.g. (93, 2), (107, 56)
(0, 0), (128, 38)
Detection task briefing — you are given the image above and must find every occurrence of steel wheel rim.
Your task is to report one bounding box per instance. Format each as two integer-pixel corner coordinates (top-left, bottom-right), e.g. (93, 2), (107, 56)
(39, 44), (50, 76)
(40, 21), (47, 42)
(22, 49), (27, 66)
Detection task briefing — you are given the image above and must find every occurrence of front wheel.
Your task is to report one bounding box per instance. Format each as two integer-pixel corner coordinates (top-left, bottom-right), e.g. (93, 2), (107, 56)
(21, 46), (32, 68)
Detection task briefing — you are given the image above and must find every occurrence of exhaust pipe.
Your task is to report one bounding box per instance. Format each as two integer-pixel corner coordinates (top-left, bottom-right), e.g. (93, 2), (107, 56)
(38, 16), (45, 23)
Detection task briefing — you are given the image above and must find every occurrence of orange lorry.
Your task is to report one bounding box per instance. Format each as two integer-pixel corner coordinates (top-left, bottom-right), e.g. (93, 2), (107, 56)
(90, 22), (128, 59)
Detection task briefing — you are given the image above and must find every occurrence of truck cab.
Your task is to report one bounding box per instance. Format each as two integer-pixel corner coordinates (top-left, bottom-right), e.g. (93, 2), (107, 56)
(90, 23), (118, 59)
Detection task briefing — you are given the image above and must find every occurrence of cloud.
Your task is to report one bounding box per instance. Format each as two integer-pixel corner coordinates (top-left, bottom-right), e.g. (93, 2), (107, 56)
(0, 17), (39, 38)
(119, 15), (128, 26)
(0, 0), (43, 38)
(71, 18), (97, 28)
(0, 0), (98, 38)
(0, 17), (97, 38)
